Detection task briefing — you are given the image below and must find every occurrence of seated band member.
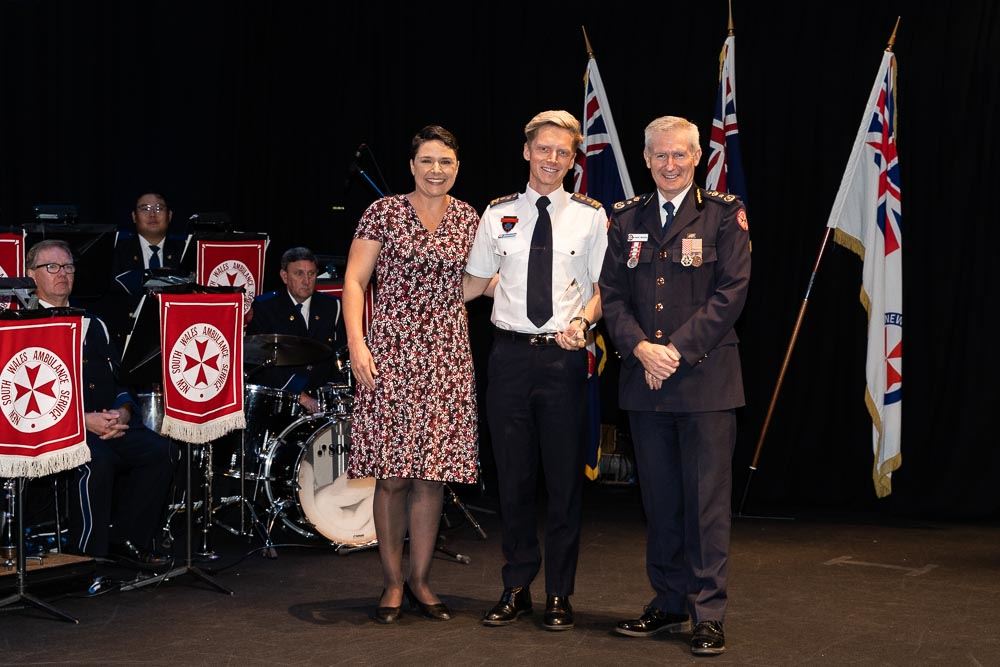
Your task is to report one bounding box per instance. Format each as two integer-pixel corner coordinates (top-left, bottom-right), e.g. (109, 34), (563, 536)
(100, 192), (186, 349)
(27, 239), (176, 568)
(245, 247), (346, 413)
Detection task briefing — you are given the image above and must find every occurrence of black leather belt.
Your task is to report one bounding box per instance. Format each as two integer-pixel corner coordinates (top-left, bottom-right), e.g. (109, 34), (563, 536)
(494, 328), (560, 346)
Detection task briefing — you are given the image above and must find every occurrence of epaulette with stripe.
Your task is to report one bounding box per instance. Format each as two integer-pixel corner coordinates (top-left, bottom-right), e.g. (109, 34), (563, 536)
(488, 193), (519, 207)
(611, 194), (651, 213)
(700, 188), (742, 206)
(571, 192), (603, 210)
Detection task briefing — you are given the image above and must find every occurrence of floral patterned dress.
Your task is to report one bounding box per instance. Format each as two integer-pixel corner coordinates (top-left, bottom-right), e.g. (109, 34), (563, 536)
(346, 195), (480, 483)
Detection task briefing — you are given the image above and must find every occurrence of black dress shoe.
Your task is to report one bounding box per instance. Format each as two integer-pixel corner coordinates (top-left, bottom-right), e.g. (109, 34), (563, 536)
(691, 620), (726, 656)
(374, 589), (403, 624)
(404, 583), (452, 621)
(542, 595), (574, 631)
(615, 606), (691, 637)
(108, 540), (171, 570)
(481, 586), (532, 626)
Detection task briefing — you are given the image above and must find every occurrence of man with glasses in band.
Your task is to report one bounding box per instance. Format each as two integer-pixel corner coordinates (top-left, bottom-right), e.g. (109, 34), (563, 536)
(599, 116), (750, 656)
(99, 192), (186, 348)
(464, 110), (608, 632)
(26, 240), (176, 569)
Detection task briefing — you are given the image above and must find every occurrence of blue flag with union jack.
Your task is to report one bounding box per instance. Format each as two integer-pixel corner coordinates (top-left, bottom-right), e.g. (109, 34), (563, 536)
(826, 50), (902, 497)
(706, 34), (748, 206)
(573, 55), (634, 209)
(573, 54), (632, 481)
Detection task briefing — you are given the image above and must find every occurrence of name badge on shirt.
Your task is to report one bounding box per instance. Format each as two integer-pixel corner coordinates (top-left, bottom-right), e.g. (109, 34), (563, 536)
(498, 232), (517, 239)
(626, 233), (649, 242)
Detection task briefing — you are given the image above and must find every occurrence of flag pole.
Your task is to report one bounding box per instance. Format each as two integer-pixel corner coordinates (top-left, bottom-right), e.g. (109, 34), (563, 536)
(737, 20), (901, 517)
(727, 0), (734, 35)
(581, 25), (595, 58)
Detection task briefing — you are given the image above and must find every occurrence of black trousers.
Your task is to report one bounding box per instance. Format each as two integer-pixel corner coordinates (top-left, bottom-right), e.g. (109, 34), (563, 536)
(486, 336), (588, 596)
(69, 425), (176, 556)
(628, 409), (736, 623)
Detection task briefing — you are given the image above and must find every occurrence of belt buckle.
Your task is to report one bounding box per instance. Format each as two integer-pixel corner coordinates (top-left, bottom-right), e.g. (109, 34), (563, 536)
(529, 334), (554, 346)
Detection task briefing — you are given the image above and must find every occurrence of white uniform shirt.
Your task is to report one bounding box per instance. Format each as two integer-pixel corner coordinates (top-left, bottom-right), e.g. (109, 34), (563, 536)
(138, 235), (166, 270)
(467, 185), (608, 334)
(289, 291), (312, 329)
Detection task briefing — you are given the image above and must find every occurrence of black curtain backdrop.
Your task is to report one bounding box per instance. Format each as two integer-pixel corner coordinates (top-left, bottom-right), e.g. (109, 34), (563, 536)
(2, 1), (998, 518)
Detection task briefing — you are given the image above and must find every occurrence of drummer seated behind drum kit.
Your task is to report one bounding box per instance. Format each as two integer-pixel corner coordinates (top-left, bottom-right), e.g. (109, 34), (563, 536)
(142, 247), (377, 551)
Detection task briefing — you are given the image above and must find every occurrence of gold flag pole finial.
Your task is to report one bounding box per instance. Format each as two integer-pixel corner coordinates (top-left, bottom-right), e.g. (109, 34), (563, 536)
(581, 25), (595, 59)
(886, 16), (901, 52)
(727, 0), (735, 35)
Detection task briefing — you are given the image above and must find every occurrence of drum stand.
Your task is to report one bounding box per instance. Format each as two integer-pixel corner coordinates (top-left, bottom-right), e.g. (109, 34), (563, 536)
(220, 431), (278, 559)
(123, 444), (233, 595)
(0, 478), (78, 623)
(441, 483), (488, 540)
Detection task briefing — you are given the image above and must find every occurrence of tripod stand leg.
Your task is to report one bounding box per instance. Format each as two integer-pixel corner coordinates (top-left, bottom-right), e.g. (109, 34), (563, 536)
(0, 478), (78, 622)
(433, 535), (470, 565)
(444, 484), (487, 540)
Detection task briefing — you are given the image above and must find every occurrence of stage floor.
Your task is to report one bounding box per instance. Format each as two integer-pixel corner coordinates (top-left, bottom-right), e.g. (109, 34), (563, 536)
(1, 484), (998, 665)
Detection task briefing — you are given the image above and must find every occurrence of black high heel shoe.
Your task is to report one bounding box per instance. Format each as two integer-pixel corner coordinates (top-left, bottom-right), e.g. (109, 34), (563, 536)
(374, 589), (403, 624)
(404, 582), (452, 621)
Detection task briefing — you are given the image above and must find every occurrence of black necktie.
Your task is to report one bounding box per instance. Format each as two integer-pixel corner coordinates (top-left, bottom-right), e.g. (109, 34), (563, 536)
(526, 195), (553, 328)
(295, 302), (308, 330)
(662, 201), (675, 230)
(149, 245), (161, 269)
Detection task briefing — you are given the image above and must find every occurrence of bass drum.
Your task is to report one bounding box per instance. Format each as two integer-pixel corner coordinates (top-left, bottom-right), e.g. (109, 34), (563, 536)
(263, 414), (376, 546)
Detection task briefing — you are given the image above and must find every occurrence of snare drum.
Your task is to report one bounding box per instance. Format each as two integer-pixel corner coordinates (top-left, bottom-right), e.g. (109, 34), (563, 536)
(218, 384), (302, 479)
(137, 391), (164, 433)
(263, 414), (375, 545)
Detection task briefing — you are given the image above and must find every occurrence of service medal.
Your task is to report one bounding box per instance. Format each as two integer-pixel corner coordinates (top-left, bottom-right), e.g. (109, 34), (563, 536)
(681, 255), (693, 267)
(627, 241), (642, 269)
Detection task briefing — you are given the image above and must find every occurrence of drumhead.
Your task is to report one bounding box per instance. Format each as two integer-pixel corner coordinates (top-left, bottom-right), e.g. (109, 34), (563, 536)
(264, 415), (376, 546)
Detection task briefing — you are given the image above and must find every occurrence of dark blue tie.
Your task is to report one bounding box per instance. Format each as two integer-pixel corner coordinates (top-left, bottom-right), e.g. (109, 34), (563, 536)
(295, 302), (307, 329)
(149, 245), (161, 269)
(526, 195), (553, 328)
(662, 201), (675, 230)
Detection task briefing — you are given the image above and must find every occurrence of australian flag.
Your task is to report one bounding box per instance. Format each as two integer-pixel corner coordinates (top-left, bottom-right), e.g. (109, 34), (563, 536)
(573, 55), (634, 209)
(573, 54), (632, 481)
(706, 34), (748, 206)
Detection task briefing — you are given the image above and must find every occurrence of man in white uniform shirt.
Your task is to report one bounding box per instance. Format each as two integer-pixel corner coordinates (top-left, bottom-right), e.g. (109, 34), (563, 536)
(464, 110), (608, 631)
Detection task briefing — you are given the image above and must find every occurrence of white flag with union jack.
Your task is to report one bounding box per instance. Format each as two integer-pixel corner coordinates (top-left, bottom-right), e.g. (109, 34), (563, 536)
(826, 50), (902, 497)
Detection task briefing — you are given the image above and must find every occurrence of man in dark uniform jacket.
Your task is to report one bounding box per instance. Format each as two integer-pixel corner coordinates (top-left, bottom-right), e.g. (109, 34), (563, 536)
(100, 192), (186, 349)
(245, 247), (346, 414)
(599, 116), (750, 656)
(27, 240), (176, 568)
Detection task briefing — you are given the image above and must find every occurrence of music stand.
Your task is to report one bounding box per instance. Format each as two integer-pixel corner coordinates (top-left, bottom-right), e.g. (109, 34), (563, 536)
(0, 305), (85, 623)
(22, 223), (116, 299)
(118, 283), (240, 594)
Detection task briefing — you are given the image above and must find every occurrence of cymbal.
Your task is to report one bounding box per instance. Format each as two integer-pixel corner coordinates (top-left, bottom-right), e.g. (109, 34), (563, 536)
(244, 333), (332, 367)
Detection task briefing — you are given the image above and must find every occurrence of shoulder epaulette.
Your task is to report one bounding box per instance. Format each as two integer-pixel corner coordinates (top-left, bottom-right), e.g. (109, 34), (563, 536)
(571, 192), (603, 210)
(612, 194), (651, 214)
(701, 188), (742, 206)
(489, 193), (519, 207)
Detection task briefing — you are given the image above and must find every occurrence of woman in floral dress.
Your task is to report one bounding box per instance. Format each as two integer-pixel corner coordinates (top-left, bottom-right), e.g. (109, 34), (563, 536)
(343, 126), (479, 623)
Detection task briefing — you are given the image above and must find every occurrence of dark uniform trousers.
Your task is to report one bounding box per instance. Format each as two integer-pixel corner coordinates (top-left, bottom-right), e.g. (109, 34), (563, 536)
(486, 335), (588, 596)
(67, 314), (177, 557)
(629, 409), (736, 622)
(70, 423), (176, 556)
